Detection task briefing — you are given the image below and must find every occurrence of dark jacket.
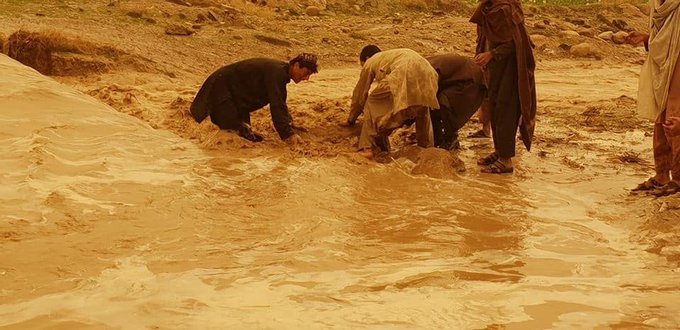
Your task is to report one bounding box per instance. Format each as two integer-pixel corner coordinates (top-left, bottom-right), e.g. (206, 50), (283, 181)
(427, 54), (485, 91)
(190, 58), (294, 139)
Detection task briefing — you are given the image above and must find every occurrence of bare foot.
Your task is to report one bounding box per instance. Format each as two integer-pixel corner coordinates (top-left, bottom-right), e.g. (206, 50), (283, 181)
(358, 148), (373, 159)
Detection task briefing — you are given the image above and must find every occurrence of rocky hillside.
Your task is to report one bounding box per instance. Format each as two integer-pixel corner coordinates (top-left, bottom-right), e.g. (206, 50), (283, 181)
(1, 0), (650, 79)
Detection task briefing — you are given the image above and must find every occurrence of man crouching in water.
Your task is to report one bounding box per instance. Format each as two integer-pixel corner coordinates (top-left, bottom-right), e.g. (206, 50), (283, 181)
(190, 53), (318, 146)
(344, 45), (439, 159)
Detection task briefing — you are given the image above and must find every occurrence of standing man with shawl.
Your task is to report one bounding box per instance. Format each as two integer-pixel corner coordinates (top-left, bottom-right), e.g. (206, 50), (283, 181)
(470, 0), (536, 174)
(627, 0), (680, 196)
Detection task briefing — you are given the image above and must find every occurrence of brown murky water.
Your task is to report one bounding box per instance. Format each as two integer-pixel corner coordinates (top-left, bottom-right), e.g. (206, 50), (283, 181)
(1, 56), (679, 329)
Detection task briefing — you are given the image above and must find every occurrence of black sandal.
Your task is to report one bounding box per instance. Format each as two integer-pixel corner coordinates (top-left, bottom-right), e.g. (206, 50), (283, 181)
(652, 181), (680, 197)
(477, 152), (499, 166)
(632, 177), (665, 192)
(439, 139), (461, 151)
(481, 160), (514, 174)
(468, 129), (490, 138)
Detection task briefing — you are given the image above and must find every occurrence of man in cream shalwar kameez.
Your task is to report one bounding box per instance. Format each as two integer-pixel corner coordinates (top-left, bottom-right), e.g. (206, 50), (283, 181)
(628, 0), (680, 196)
(346, 47), (439, 158)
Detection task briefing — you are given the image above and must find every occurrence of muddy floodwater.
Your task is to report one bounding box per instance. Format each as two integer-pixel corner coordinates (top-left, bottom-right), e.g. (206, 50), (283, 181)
(1, 55), (679, 329)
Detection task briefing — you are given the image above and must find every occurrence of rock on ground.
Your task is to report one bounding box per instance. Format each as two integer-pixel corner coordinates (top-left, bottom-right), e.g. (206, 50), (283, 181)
(165, 24), (194, 36)
(570, 42), (601, 59)
(611, 31), (629, 44)
(598, 31), (614, 40)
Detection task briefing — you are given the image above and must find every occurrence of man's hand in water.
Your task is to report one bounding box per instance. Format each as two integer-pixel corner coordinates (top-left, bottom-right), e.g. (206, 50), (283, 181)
(625, 31), (649, 46)
(663, 117), (680, 137)
(285, 134), (303, 146)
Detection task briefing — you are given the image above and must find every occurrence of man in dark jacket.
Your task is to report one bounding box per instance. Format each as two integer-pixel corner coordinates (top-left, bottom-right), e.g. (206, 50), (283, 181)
(190, 53), (318, 145)
(427, 53), (488, 150)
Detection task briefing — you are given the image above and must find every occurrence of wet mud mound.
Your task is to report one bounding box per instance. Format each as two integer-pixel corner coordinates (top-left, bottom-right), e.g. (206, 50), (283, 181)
(5, 30), (161, 77)
(6, 31), (54, 75)
(159, 93), (444, 161)
(628, 199), (680, 267)
(161, 95), (362, 157)
(407, 147), (466, 179)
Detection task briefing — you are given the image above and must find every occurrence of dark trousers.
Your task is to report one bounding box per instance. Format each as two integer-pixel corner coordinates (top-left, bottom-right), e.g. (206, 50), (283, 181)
(490, 98), (521, 158)
(488, 55), (521, 158)
(432, 81), (486, 147)
(209, 98), (250, 130)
